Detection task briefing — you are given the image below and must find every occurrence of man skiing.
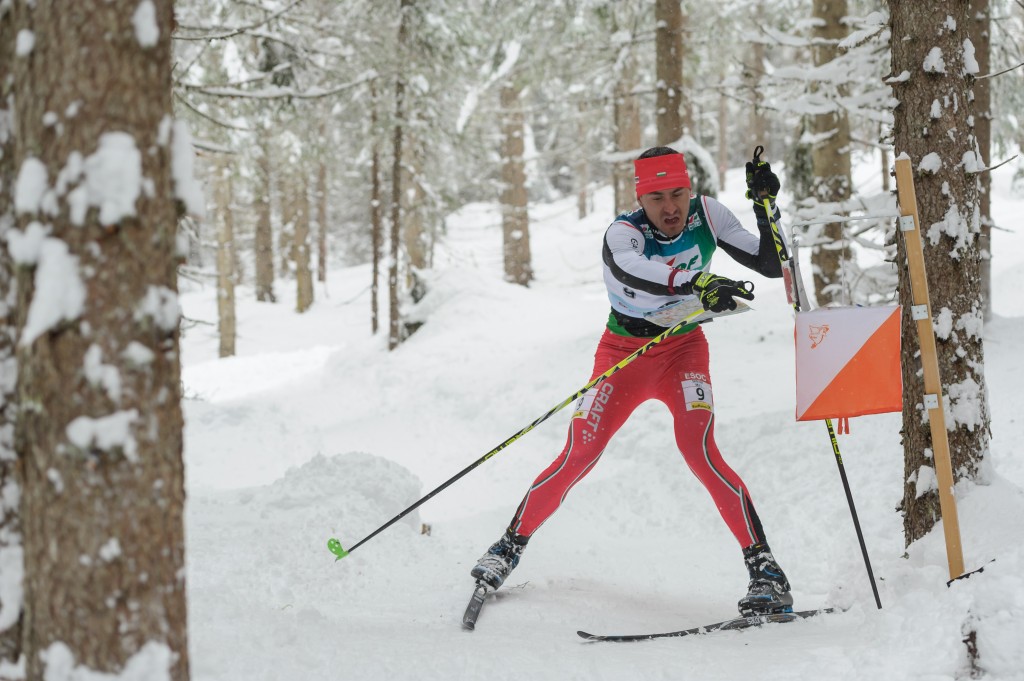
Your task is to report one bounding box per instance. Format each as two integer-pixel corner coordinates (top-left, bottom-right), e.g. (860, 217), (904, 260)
(470, 146), (795, 616)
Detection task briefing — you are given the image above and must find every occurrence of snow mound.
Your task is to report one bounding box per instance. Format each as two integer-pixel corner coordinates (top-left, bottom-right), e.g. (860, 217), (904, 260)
(262, 452), (424, 536)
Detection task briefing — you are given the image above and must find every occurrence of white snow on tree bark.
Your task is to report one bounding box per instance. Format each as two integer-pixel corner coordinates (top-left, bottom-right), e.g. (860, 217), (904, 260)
(132, 0), (159, 48)
(40, 640), (173, 681)
(962, 38), (979, 75)
(14, 30), (33, 57)
(960, 149), (982, 173)
(14, 158), (48, 214)
(98, 538), (122, 562)
(955, 307), (984, 341)
(0, 473), (22, 634)
(65, 409), (140, 462)
(914, 464), (938, 498)
(5, 221), (49, 264)
(934, 307), (954, 340)
(923, 47), (946, 74)
(927, 203), (974, 258)
(135, 286), (180, 332)
(19, 239), (87, 347)
(83, 345), (122, 403)
(918, 152), (943, 174)
(0, 544), (23, 630)
(122, 341), (155, 365)
(78, 132), (143, 226)
(946, 377), (985, 432)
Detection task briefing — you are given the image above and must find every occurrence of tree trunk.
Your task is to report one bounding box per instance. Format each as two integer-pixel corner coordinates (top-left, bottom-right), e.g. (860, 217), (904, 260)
(294, 175), (314, 313)
(717, 86), (729, 191)
(278, 170), (296, 280)
(654, 0), (683, 145)
(613, 48), (641, 215)
(576, 102), (590, 220)
(0, 7), (22, 666)
(499, 82), (533, 287)
(388, 0), (411, 351)
(370, 84), (383, 336)
(255, 132), (276, 302)
(402, 134), (428, 304)
(889, 0), (990, 547)
(809, 0), (853, 306)
(679, 10), (693, 133)
(11, 1), (189, 677)
(881, 123), (892, 193)
(969, 0), (992, 321)
(215, 159), (237, 357)
(316, 157), (328, 284)
(746, 2), (768, 144)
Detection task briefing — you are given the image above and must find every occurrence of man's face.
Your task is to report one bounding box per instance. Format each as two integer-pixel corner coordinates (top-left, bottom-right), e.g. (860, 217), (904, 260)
(638, 186), (692, 238)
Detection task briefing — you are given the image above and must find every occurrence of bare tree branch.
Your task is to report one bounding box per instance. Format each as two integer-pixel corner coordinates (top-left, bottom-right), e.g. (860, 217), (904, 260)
(185, 70), (376, 101)
(966, 154), (1019, 174)
(173, 91), (254, 131)
(975, 59), (1024, 79)
(174, 0), (307, 41)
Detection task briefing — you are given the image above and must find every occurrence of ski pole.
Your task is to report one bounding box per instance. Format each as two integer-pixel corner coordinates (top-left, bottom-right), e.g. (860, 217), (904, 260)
(328, 307), (706, 561)
(752, 145), (882, 609)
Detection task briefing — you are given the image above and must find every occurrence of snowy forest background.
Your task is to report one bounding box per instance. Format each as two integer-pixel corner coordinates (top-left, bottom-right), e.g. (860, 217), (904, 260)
(2, 0), (1024, 680)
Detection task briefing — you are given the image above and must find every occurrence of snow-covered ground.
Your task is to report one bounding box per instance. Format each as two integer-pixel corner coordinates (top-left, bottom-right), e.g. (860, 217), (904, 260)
(180, 161), (1024, 681)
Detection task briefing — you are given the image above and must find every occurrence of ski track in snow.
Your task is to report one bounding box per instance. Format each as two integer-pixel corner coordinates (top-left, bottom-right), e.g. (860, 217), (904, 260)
(181, 164), (1024, 681)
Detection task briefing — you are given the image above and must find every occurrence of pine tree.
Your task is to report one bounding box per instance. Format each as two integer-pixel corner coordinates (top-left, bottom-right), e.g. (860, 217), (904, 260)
(214, 156), (237, 356)
(0, 6), (22, 667)
(888, 0), (991, 545)
(10, 1), (190, 676)
(809, 0), (854, 305)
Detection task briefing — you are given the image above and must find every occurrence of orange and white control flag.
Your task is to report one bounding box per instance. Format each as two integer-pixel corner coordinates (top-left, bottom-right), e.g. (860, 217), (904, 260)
(795, 306), (902, 422)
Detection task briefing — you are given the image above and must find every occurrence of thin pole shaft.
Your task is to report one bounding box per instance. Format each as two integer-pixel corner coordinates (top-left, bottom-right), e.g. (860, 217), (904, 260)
(825, 418), (883, 609)
(760, 187), (882, 608)
(333, 308), (704, 557)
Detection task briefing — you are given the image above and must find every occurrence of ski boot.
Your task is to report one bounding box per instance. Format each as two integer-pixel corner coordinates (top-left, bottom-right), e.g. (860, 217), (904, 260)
(470, 529), (527, 590)
(737, 542), (794, 615)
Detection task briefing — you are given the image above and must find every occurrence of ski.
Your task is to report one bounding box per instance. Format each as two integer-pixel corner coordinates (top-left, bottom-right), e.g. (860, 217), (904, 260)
(577, 607), (834, 642)
(462, 581), (490, 630)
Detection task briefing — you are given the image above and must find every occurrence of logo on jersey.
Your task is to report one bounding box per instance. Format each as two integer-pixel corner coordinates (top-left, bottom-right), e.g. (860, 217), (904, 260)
(573, 383), (615, 433)
(666, 245), (703, 273)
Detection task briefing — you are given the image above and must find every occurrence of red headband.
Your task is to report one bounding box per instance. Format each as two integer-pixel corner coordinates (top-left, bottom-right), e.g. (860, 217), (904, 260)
(634, 153), (690, 198)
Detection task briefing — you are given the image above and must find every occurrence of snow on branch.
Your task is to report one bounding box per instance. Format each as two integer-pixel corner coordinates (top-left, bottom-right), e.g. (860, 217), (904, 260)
(172, 92), (254, 132)
(178, 62), (294, 91)
(789, 212), (901, 229)
(174, 0), (307, 42)
(966, 154), (1019, 174)
(185, 70), (376, 101)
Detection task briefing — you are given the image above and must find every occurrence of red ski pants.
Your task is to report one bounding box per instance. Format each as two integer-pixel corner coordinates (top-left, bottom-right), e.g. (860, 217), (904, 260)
(509, 327), (766, 548)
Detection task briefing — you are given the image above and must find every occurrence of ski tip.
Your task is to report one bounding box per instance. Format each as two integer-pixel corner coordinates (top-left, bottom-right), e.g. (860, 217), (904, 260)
(577, 631), (599, 641)
(327, 537), (349, 561)
(462, 620), (476, 631)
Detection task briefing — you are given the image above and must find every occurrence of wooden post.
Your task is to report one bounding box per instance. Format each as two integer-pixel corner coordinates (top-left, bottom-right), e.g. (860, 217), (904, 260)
(893, 157), (965, 580)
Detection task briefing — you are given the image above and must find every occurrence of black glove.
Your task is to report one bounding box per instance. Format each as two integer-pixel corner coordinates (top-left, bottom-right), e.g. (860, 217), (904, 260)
(745, 157), (780, 223)
(689, 272), (755, 313)
(745, 159), (780, 201)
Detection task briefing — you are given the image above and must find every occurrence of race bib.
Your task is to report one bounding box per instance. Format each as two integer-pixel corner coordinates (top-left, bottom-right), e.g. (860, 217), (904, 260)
(681, 378), (713, 412)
